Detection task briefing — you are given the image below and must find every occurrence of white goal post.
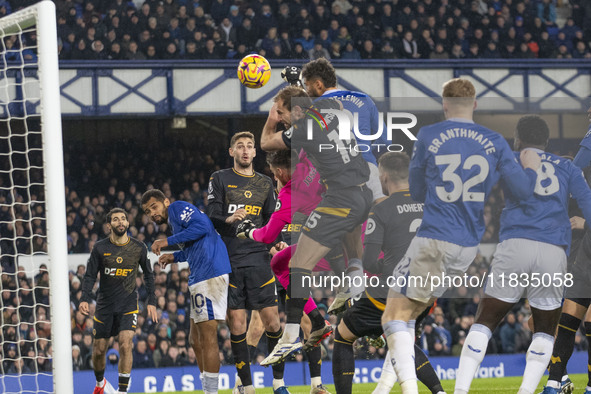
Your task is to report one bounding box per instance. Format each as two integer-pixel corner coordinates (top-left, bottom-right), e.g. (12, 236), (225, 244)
(0, 1), (73, 394)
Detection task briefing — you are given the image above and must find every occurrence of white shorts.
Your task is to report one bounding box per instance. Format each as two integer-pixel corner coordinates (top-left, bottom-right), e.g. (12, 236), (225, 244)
(484, 238), (565, 311)
(367, 162), (386, 202)
(189, 274), (229, 323)
(390, 236), (478, 303)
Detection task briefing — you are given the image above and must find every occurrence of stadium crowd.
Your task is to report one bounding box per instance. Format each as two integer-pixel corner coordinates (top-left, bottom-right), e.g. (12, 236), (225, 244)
(2, 0), (591, 61)
(0, 127), (588, 375)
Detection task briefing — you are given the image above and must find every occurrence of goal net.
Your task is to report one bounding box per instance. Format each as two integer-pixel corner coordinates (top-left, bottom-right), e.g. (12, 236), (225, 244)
(0, 2), (73, 393)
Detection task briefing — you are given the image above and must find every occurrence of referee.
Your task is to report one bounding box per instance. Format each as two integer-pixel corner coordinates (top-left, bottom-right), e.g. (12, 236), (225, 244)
(80, 208), (157, 394)
(207, 131), (288, 394)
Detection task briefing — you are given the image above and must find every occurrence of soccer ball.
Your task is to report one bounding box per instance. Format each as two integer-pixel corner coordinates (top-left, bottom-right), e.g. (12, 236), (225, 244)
(237, 54), (271, 89)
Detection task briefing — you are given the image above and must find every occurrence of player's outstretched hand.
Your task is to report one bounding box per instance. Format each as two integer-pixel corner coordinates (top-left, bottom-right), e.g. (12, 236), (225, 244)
(151, 238), (168, 255)
(158, 253), (175, 269)
(226, 208), (247, 224)
(281, 66), (302, 87)
(147, 304), (158, 323)
(571, 216), (585, 230)
(520, 149), (542, 171)
(79, 301), (89, 316)
(236, 219), (256, 239)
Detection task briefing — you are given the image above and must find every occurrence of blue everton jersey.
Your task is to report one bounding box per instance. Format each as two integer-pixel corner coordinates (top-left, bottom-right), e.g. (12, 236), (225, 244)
(321, 89), (388, 165)
(409, 119), (537, 247)
(573, 125), (591, 169)
(167, 201), (231, 285)
(500, 150), (591, 255)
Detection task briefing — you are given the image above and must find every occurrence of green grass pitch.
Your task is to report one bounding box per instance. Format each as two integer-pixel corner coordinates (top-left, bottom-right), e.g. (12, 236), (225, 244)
(137, 373), (588, 394)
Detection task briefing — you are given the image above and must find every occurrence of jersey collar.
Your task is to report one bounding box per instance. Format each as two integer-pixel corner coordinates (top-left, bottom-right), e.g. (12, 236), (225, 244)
(232, 168), (255, 177)
(447, 117), (475, 124)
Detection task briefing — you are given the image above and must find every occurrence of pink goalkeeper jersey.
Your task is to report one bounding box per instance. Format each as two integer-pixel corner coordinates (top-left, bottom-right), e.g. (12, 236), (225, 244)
(251, 151), (324, 244)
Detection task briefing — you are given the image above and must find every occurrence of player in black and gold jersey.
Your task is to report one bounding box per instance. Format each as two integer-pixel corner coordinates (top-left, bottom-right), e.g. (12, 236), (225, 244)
(207, 131), (289, 394)
(331, 153), (445, 394)
(80, 208), (157, 394)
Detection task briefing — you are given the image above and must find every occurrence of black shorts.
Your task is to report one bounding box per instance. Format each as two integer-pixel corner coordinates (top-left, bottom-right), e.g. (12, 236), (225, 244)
(342, 293), (384, 339)
(228, 265), (278, 310)
(93, 299), (138, 339)
(565, 256), (591, 302)
(302, 185), (372, 249)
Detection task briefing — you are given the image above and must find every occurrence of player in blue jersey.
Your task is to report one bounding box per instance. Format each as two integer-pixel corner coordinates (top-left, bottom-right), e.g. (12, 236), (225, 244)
(299, 58), (389, 314)
(141, 189), (231, 394)
(455, 115), (591, 394)
(537, 104), (591, 394)
(380, 78), (542, 394)
(573, 104), (591, 168)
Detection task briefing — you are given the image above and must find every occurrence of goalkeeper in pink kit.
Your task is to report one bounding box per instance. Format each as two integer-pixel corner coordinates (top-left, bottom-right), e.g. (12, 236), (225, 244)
(236, 149), (333, 394)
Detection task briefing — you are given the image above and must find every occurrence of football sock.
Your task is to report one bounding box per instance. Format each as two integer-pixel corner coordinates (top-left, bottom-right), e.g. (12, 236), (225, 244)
(332, 327), (355, 394)
(373, 351), (397, 394)
(585, 322), (591, 386)
(455, 324), (491, 393)
(519, 332), (554, 394)
(327, 251), (347, 276)
(118, 373), (130, 393)
(273, 379), (286, 390)
(307, 308), (326, 332)
(548, 313), (580, 382)
(311, 376), (322, 388)
(201, 371), (219, 394)
(383, 320), (417, 392)
(230, 333), (252, 387)
(407, 320), (416, 340)
(414, 344), (444, 394)
(95, 369), (105, 386)
(347, 258), (365, 295)
(307, 345), (322, 380)
(286, 268), (311, 327)
(266, 329), (286, 379)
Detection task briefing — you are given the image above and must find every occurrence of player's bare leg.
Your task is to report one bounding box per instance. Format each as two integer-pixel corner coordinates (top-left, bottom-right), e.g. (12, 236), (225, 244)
(381, 294), (430, 394)
(92, 337), (109, 392)
(117, 330), (134, 393)
(227, 309), (254, 392)
(246, 310), (265, 348)
(191, 320), (222, 393)
(261, 234), (331, 366)
(260, 305), (289, 391)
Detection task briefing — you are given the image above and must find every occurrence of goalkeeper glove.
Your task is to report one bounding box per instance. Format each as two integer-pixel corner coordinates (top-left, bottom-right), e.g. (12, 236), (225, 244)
(236, 219), (257, 240)
(281, 66), (303, 87)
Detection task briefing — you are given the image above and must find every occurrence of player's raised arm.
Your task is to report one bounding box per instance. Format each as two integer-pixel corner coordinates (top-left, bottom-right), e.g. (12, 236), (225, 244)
(408, 134), (428, 202)
(260, 103), (288, 152)
(569, 165), (591, 223)
(167, 202), (209, 245)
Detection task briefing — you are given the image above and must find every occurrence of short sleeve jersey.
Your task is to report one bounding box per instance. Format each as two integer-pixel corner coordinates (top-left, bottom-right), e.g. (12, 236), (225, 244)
(207, 168), (276, 268)
(500, 150), (591, 255)
(364, 190), (424, 301)
(281, 98), (370, 190)
(410, 119), (535, 247)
